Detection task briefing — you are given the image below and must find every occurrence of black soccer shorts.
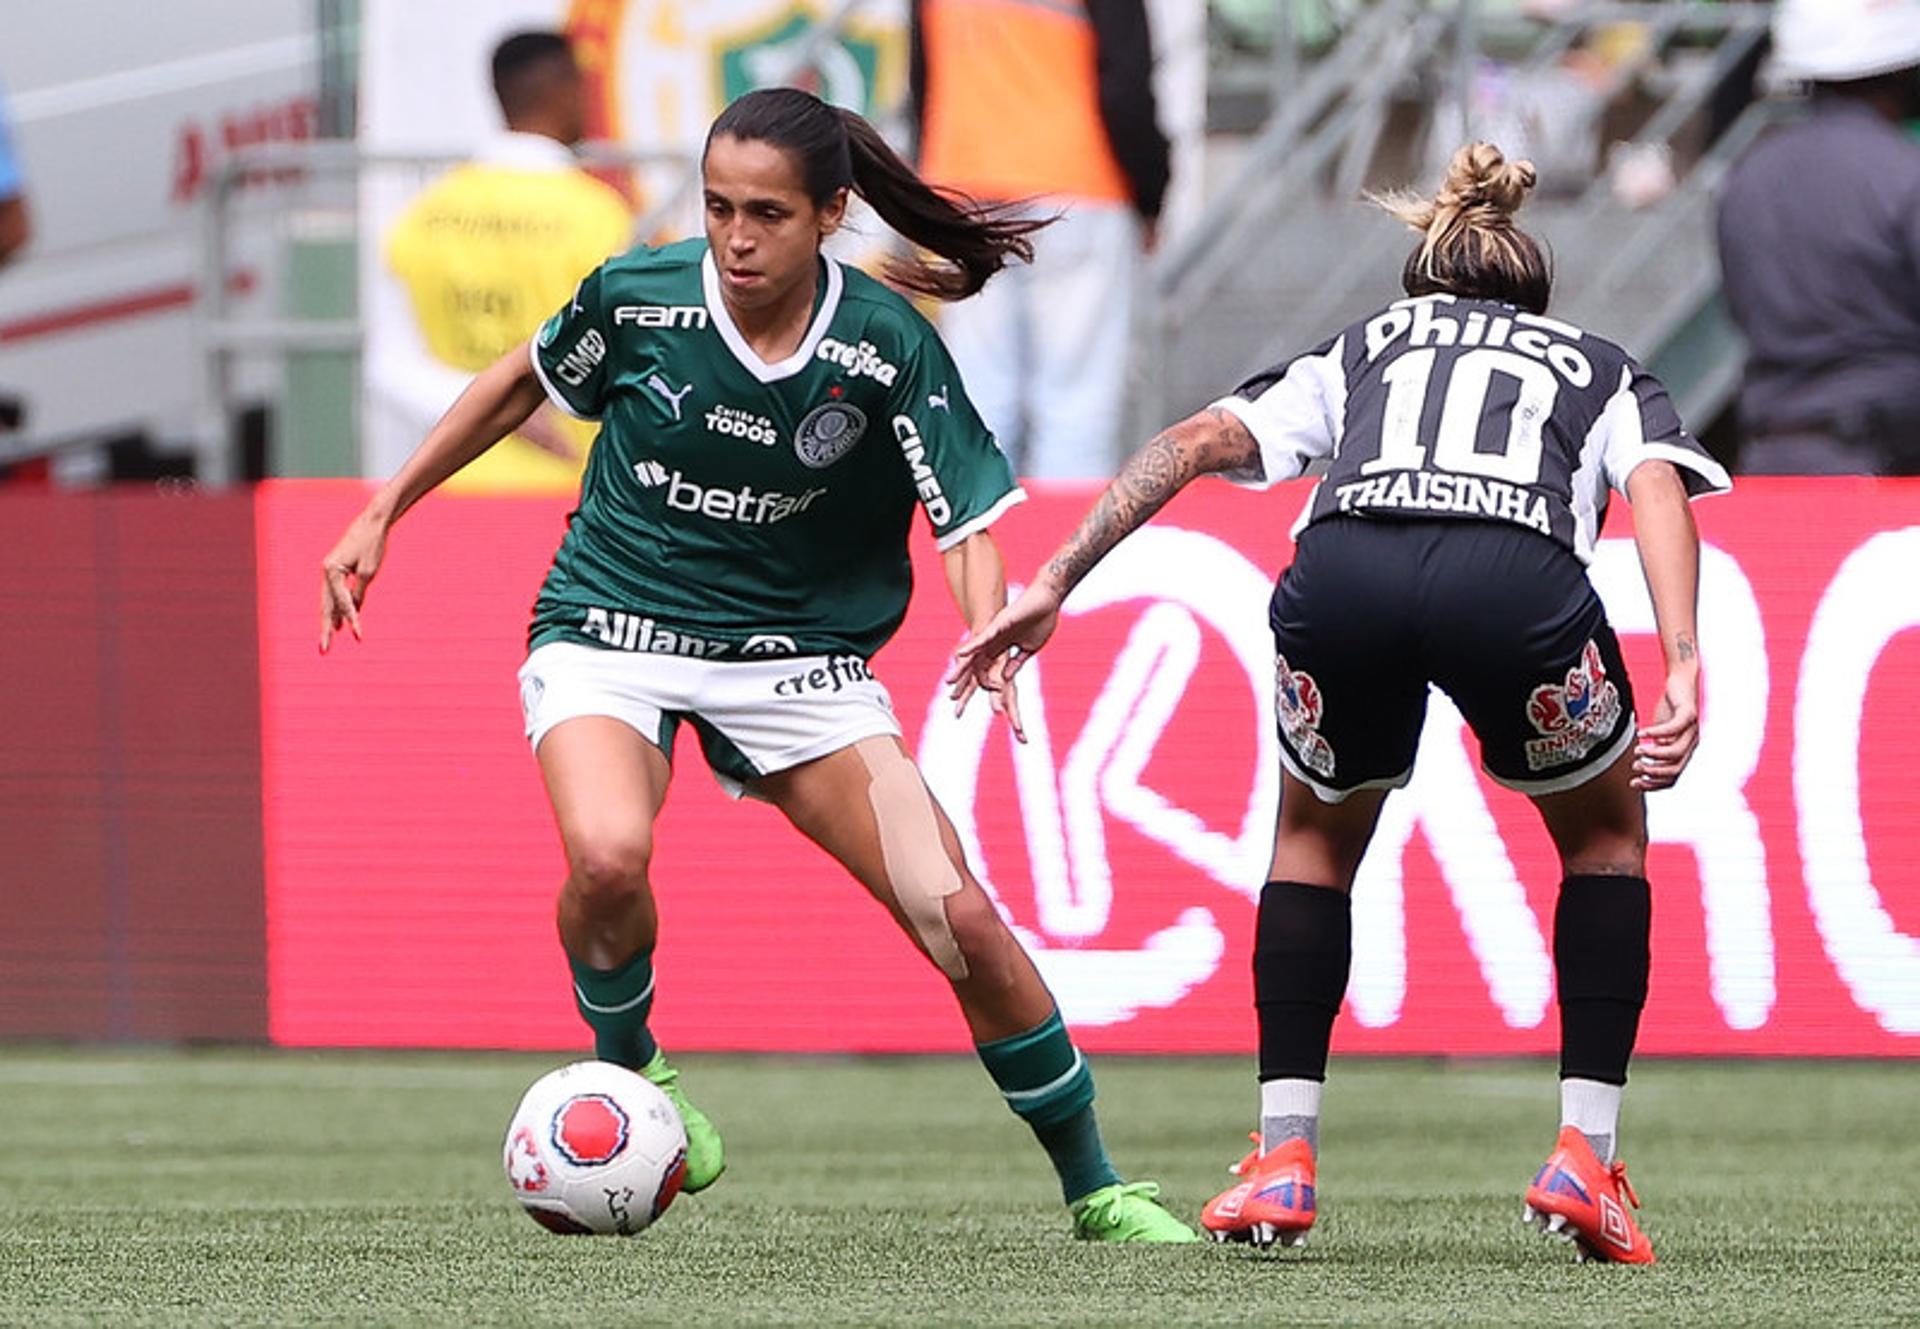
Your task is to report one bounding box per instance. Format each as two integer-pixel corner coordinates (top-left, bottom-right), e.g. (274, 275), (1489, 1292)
(1267, 516), (1636, 802)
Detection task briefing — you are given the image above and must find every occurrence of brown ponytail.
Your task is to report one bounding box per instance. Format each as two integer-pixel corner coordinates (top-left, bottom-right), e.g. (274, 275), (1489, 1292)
(706, 88), (1049, 301)
(1372, 142), (1553, 313)
(836, 109), (1049, 300)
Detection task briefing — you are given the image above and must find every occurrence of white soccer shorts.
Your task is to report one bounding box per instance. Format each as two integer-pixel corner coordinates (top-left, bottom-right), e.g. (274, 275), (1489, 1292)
(517, 640), (902, 797)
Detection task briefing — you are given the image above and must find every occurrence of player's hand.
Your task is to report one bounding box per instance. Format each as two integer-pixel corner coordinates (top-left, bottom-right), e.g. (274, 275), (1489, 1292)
(517, 404), (580, 462)
(319, 512), (389, 652)
(1632, 668), (1698, 790)
(946, 638), (1030, 742)
(948, 582), (1062, 715)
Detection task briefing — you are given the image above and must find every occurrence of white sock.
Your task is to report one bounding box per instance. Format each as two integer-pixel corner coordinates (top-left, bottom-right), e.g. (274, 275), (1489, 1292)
(1560, 1078), (1622, 1162)
(1260, 1078), (1322, 1154)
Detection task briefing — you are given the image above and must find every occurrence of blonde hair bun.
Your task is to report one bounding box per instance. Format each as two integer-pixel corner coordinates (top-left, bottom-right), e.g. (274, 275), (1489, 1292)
(1376, 141), (1536, 236)
(1368, 142), (1551, 310)
(1438, 142), (1536, 218)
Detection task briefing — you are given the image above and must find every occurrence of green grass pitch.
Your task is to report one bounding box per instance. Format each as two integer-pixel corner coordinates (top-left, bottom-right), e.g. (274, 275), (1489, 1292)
(1, 1051), (1915, 1326)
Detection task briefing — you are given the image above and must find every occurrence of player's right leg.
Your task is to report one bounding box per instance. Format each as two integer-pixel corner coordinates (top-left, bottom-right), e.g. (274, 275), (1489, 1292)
(1204, 519), (1424, 1248)
(1202, 773), (1387, 1248)
(521, 645), (724, 1192)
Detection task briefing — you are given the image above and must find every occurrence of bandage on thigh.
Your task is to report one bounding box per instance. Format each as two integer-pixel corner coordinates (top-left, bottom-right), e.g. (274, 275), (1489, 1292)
(855, 737), (969, 980)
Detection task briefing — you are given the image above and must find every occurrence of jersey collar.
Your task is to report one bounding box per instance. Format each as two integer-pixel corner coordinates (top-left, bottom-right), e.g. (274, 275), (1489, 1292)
(701, 250), (843, 384)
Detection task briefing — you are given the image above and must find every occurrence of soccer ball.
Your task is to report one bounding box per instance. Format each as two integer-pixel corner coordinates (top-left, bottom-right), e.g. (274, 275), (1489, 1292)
(503, 1060), (689, 1236)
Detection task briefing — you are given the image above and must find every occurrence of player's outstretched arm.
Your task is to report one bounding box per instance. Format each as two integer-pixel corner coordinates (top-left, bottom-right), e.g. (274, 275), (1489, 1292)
(1625, 459), (1702, 790)
(949, 406), (1257, 693)
(942, 529), (1025, 741)
(319, 341), (547, 652)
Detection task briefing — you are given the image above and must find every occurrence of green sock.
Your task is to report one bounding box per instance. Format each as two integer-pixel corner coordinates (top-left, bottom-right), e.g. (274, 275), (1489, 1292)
(568, 949), (658, 1070)
(976, 1010), (1121, 1204)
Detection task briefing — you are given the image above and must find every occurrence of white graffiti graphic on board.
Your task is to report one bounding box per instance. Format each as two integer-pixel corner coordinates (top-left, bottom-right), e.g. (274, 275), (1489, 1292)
(919, 527), (1277, 1026)
(921, 527), (1784, 1036)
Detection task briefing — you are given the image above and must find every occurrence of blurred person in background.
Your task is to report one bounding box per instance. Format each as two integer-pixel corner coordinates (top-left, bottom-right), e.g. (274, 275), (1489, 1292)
(372, 30), (631, 493)
(0, 71), (31, 442)
(1717, 0), (1920, 475)
(910, 0), (1171, 480)
(957, 143), (1728, 1263)
(321, 88), (1196, 1245)
(0, 73), (27, 269)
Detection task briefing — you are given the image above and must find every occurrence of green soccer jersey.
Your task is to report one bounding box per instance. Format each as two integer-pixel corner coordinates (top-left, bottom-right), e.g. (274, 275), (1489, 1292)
(527, 238), (1023, 661)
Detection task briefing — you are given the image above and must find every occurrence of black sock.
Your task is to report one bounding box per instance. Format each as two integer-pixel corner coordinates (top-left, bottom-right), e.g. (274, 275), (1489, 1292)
(1554, 875), (1651, 1085)
(1254, 880), (1353, 1082)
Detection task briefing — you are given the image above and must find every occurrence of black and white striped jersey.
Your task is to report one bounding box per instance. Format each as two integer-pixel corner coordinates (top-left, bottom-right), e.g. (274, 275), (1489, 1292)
(1212, 294), (1731, 561)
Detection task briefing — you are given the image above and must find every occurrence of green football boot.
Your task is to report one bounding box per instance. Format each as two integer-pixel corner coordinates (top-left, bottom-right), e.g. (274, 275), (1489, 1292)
(1070, 1181), (1201, 1243)
(640, 1049), (726, 1193)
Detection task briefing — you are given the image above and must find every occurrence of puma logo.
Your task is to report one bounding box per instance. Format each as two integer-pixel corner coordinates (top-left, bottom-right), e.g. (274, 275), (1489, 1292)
(646, 374), (694, 421)
(928, 384), (950, 413)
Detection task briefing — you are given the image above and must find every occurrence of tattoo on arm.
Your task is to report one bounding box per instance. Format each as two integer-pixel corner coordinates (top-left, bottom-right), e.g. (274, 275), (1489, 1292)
(1041, 408), (1258, 593)
(1044, 420), (1197, 590)
(1676, 633), (1696, 664)
(1209, 408), (1261, 477)
(1040, 409), (1260, 592)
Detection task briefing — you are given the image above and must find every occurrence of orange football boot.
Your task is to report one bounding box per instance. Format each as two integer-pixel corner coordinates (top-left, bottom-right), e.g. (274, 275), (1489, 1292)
(1523, 1125), (1655, 1264)
(1200, 1134), (1316, 1248)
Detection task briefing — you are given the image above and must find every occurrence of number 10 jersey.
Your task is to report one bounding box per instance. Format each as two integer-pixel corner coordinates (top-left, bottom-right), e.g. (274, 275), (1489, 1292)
(1214, 294), (1730, 561)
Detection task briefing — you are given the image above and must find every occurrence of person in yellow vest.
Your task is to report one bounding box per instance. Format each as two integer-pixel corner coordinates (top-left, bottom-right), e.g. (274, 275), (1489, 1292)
(911, 0), (1170, 480)
(373, 31), (631, 493)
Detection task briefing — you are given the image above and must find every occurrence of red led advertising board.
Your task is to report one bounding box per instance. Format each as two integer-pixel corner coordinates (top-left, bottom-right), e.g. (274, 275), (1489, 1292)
(257, 480), (1920, 1055)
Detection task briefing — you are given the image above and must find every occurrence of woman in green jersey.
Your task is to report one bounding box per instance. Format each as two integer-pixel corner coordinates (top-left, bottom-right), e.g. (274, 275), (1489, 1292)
(318, 87), (1193, 1243)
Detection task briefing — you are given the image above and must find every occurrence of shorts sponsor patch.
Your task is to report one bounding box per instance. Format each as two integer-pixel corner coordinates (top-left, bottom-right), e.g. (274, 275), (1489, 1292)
(772, 654), (876, 698)
(1523, 639), (1623, 771)
(1275, 652), (1335, 779)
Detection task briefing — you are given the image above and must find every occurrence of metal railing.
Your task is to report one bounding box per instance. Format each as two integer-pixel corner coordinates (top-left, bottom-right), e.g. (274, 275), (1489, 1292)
(188, 141), (701, 485)
(1139, 0), (1779, 443)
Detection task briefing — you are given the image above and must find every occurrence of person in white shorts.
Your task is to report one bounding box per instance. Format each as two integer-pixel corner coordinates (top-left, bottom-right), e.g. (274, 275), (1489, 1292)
(318, 87), (1195, 1243)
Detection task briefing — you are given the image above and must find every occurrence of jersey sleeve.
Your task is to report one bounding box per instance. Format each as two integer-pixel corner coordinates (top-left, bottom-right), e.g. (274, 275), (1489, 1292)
(1208, 334), (1346, 488)
(530, 266), (612, 421)
(1598, 362), (1731, 500)
(889, 319), (1024, 551)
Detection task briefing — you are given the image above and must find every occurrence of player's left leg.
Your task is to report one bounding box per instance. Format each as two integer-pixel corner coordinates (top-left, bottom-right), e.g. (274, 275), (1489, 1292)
(753, 736), (1196, 1242)
(1201, 773), (1388, 1248)
(1203, 518), (1428, 1248)
(1521, 746), (1656, 1264)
